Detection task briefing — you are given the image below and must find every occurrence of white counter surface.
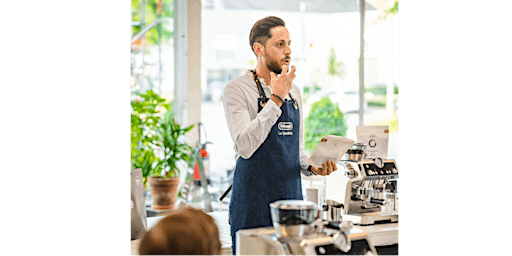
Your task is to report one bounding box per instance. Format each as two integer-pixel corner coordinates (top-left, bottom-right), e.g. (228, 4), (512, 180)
(356, 222), (398, 246)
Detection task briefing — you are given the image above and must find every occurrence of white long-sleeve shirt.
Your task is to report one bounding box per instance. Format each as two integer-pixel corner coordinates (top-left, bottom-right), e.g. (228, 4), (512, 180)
(223, 70), (315, 176)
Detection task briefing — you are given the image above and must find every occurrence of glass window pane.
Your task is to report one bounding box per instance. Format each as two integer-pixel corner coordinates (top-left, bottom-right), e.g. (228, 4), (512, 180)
(131, 0), (175, 209)
(361, 6), (399, 164)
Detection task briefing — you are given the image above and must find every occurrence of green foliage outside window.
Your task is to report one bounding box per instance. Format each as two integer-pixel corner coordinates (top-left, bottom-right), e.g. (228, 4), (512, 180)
(327, 47), (343, 78)
(304, 97), (348, 153)
(303, 85), (322, 95)
(374, 1), (399, 23)
(365, 86), (399, 108)
(131, 0), (174, 47)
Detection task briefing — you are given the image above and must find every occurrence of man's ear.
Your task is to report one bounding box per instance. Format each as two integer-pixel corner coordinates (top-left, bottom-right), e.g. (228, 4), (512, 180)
(253, 42), (264, 57)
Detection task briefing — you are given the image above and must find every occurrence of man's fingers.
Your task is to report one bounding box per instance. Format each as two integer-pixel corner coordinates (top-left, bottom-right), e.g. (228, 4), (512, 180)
(312, 162), (339, 176)
(270, 72), (277, 84)
(289, 65), (296, 76)
(281, 65), (289, 75)
(316, 166), (325, 176)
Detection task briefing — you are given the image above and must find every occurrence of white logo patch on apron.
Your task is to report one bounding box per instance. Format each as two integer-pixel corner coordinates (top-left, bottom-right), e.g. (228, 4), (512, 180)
(278, 122), (293, 130)
(278, 122), (293, 135)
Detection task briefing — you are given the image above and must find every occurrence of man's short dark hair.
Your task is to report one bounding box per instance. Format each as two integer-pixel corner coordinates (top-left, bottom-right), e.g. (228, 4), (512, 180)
(249, 16), (285, 56)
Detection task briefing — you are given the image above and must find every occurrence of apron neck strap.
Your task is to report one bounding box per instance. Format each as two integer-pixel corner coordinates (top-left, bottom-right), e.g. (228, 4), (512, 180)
(250, 70), (298, 109)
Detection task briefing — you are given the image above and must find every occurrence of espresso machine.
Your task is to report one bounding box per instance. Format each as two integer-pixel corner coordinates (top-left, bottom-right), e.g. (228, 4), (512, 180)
(325, 143), (399, 225)
(237, 200), (377, 255)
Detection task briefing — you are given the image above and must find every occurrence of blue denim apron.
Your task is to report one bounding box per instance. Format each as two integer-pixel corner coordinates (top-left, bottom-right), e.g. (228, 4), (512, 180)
(229, 86), (302, 254)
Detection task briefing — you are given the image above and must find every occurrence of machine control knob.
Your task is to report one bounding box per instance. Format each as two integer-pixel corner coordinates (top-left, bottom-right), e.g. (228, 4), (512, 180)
(374, 158), (384, 168)
(392, 168), (398, 174)
(333, 232), (351, 253)
(345, 170), (357, 179)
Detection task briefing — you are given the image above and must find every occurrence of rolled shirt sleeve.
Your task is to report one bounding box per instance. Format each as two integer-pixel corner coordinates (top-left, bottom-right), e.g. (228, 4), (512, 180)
(223, 82), (282, 159)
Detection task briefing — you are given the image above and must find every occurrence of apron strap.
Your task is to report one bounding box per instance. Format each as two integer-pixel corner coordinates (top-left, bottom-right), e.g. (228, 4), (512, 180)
(220, 166), (235, 202)
(250, 69), (298, 109)
(219, 184), (232, 202)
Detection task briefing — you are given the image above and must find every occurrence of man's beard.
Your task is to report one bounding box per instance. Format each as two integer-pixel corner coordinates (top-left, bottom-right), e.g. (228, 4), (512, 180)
(264, 49), (289, 75)
(265, 57), (283, 74)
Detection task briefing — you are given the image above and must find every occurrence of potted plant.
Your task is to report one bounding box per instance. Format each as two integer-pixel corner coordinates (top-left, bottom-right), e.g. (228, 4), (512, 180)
(147, 110), (194, 210)
(131, 90), (171, 189)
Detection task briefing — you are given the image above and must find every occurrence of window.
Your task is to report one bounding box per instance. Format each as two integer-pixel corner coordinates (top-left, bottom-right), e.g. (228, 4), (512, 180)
(130, 0), (175, 208)
(362, 8), (399, 163)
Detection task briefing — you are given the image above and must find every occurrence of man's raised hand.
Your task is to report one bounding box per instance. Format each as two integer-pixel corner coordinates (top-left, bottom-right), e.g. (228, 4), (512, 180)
(270, 65), (296, 100)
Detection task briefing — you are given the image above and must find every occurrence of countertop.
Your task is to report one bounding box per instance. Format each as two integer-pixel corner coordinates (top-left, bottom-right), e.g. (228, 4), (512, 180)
(131, 210), (397, 255)
(357, 222), (398, 246)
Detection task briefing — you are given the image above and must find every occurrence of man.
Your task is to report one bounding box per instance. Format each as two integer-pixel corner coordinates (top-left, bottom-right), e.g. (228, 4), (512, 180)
(222, 16), (338, 254)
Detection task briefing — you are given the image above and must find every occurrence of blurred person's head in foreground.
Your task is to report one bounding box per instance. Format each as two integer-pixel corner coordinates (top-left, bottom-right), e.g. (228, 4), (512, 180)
(138, 206), (221, 255)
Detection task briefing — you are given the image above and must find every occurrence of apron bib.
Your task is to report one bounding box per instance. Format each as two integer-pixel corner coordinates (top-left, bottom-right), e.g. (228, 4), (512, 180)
(229, 96), (302, 254)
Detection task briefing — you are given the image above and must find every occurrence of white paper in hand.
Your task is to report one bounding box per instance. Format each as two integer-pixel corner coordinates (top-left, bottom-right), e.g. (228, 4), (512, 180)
(307, 135), (355, 168)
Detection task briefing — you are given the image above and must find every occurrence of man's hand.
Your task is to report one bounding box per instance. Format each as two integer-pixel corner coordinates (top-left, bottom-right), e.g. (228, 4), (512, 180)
(270, 65), (296, 100)
(311, 160), (338, 176)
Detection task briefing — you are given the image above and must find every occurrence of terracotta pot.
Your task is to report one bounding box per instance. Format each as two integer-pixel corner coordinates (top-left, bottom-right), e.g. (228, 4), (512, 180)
(147, 176), (180, 210)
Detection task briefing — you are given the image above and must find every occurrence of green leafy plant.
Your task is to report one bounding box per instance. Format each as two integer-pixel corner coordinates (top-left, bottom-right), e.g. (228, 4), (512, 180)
(305, 97), (348, 153)
(303, 84), (322, 103)
(303, 84), (322, 95)
(131, 90), (171, 186)
(327, 47), (343, 78)
(154, 110), (195, 178)
(131, 0), (174, 47)
(364, 86), (399, 108)
(374, 1), (399, 23)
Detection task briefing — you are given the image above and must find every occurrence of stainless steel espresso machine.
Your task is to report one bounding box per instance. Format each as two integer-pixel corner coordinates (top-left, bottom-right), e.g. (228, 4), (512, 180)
(320, 142), (399, 254)
(237, 200), (378, 255)
(325, 143), (399, 225)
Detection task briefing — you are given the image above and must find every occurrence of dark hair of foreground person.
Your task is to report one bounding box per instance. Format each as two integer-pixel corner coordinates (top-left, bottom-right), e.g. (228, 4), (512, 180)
(138, 206), (221, 255)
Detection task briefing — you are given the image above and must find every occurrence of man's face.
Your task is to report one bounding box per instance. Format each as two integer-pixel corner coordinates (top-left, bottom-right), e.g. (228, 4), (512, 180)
(262, 26), (292, 74)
